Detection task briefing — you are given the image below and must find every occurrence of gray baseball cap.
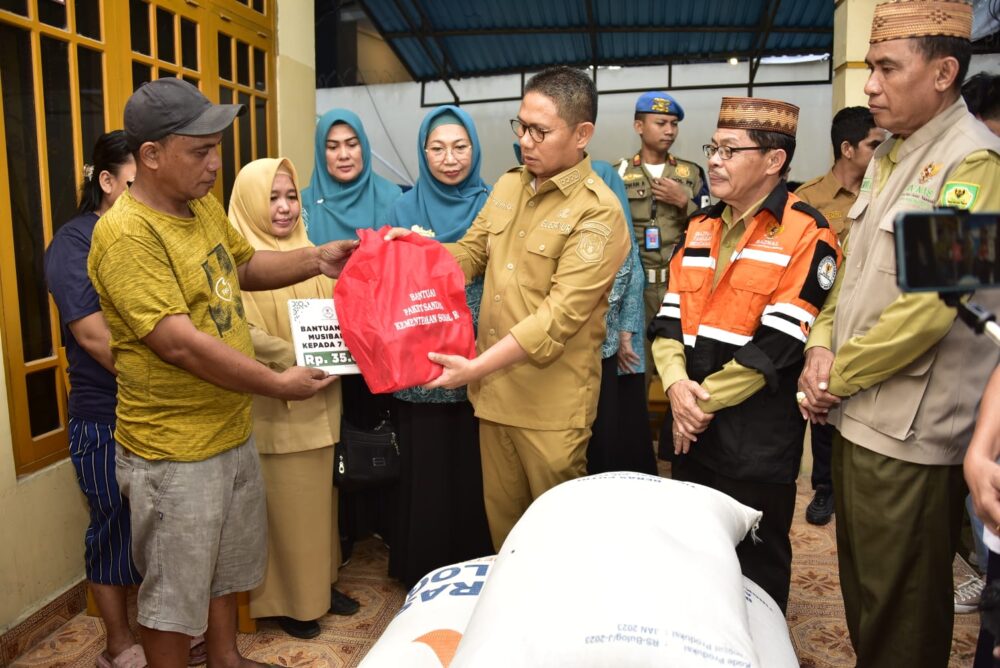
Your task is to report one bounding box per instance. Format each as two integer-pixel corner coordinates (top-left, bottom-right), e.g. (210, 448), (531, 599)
(124, 78), (245, 151)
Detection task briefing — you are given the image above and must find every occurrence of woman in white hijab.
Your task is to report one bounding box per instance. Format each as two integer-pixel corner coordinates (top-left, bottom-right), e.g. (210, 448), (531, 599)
(228, 158), (360, 639)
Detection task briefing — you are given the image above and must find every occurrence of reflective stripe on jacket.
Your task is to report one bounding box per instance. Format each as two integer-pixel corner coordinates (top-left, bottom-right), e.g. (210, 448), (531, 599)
(650, 183), (841, 482)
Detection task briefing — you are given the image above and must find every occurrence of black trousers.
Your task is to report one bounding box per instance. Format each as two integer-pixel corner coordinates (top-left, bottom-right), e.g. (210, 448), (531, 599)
(673, 455), (797, 613)
(587, 357), (656, 476)
(810, 421), (833, 489)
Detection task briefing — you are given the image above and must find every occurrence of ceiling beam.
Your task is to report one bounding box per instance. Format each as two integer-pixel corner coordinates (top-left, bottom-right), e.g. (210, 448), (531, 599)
(381, 24), (831, 38)
(386, 0), (460, 103)
(408, 47), (830, 82)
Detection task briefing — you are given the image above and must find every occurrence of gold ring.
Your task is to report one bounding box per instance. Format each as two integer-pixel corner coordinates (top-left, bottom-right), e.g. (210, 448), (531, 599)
(795, 391), (807, 405)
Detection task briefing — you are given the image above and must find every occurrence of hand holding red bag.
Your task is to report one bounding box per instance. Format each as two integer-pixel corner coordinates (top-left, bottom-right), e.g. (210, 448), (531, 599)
(333, 226), (476, 393)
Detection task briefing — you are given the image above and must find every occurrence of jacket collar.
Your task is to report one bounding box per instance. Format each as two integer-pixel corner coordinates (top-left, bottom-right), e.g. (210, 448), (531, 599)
(704, 180), (788, 222)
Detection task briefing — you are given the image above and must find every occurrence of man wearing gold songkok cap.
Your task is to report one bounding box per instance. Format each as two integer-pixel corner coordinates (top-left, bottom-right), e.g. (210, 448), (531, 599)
(796, 1), (1000, 665)
(649, 96), (841, 613)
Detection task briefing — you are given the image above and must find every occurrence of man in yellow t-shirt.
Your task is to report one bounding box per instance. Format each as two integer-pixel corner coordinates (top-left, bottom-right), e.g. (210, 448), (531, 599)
(88, 79), (355, 668)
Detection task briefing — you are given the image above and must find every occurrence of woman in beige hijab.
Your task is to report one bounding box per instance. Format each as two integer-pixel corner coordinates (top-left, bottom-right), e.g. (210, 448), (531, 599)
(228, 158), (360, 639)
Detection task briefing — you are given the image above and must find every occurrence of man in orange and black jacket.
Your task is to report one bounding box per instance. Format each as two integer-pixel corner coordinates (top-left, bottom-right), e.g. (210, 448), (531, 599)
(649, 96), (842, 613)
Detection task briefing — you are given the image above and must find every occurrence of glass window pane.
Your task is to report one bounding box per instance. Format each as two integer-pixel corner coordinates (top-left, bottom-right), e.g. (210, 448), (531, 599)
(236, 40), (249, 87)
(0, 0), (28, 16)
(181, 18), (197, 71)
(26, 370), (60, 437)
(238, 91), (251, 166)
(77, 46), (105, 184)
(219, 87), (236, 205)
(75, 0), (102, 40)
(41, 36), (77, 262)
(217, 34), (232, 81)
(183, 75), (199, 87)
(130, 0), (150, 55)
(38, 0), (67, 28)
(253, 47), (266, 91)
(132, 61), (151, 89)
(255, 97), (267, 158)
(158, 68), (176, 79)
(156, 7), (175, 63)
(252, 0), (264, 13)
(0, 24), (52, 363)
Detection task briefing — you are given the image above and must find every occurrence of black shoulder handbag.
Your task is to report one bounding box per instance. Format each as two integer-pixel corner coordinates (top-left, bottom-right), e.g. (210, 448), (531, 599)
(333, 416), (400, 491)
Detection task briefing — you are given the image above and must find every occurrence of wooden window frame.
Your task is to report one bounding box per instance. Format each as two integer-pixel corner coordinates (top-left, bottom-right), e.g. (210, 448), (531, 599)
(0, 0), (276, 475)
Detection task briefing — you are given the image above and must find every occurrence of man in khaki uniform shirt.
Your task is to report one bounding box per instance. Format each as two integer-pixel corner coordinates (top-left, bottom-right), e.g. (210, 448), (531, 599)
(794, 106), (885, 526)
(423, 67), (629, 549)
(616, 91), (709, 379)
(798, 2), (1000, 665)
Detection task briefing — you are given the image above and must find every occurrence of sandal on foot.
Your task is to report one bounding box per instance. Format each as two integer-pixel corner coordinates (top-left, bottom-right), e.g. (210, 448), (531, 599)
(96, 644), (147, 668)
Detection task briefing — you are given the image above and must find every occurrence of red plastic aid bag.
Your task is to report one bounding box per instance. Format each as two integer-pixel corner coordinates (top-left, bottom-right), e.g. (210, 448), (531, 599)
(333, 226), (476, 394)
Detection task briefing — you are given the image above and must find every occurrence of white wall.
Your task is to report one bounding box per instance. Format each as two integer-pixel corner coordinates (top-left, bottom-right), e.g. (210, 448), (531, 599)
(316, 59), (834, 189)
(0, 326), (89, 632)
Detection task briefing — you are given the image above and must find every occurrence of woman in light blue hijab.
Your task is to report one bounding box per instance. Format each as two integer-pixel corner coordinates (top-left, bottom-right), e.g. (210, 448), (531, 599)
(387, 105), (493, 586)
(303, 108), (402, 244)
(384, 105), (489, 241)
(303, 109), (402, 564)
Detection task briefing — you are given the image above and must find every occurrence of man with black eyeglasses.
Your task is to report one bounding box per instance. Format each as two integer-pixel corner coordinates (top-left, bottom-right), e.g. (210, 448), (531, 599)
(648, 96), (841, 612)
(414, 66), (629, 550)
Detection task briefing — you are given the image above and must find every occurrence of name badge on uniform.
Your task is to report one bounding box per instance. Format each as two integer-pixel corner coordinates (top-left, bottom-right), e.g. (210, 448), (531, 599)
(644, 226), (661, 250)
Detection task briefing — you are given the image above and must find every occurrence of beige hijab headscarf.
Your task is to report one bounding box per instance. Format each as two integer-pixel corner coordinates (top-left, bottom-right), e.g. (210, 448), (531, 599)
(228, 157), (334, 343)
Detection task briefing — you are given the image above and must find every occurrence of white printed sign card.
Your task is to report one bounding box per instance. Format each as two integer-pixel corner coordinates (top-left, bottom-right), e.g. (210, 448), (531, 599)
(287, 298), (361, 375)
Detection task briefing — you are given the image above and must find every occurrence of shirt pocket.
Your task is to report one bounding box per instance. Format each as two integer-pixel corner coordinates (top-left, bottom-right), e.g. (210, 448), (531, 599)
(519, 229), (567, 292)
(482, 209), (514, 258)
(845, 347), (938, 441)
(874, 209), (898, 275)
(729, 261), (784, 331)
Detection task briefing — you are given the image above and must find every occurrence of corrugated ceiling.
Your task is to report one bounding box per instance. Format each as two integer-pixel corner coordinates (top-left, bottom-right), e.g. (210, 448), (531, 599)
(358, 0), (833, 82)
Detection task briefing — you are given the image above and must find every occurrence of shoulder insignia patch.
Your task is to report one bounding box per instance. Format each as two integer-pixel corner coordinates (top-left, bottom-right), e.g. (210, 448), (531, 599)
(941, 182), (979, 210)
(817, 255), (837, 290)
(577, 231), (608, 263)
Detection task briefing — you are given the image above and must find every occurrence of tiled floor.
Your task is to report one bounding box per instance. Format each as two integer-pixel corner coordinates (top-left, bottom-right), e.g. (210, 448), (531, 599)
(6, 472), (983, 668)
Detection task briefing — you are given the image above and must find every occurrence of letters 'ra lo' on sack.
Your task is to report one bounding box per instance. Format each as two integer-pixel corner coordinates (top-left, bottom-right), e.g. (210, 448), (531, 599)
(333, 226), (476, 394)
(333, 416), (399, 491)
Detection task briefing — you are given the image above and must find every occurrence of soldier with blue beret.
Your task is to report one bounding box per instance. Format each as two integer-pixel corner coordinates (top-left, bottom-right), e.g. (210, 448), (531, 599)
(615, 91), (709, 394)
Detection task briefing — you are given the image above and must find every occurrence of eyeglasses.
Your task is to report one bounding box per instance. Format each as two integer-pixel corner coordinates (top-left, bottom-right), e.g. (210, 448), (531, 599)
(424, 144), (472, 161)
(510, 118), (571, 143)
(702, 144), (767, 160)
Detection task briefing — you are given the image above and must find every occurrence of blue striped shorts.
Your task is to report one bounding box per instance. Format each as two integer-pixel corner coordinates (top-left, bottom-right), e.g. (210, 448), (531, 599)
(68, 417), (142, 586)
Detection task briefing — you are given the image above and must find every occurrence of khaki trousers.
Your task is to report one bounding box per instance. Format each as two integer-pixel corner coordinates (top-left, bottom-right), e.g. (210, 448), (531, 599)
(250, 447), (340, 621)
(833, 433), (966, 668)
(479, 420), (589, 550)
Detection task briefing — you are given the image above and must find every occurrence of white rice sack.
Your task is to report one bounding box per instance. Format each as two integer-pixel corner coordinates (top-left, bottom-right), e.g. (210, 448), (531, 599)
(743, 577), (798, 668)
(359, 556), (494, 668)
(452, 472), (763, 668)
